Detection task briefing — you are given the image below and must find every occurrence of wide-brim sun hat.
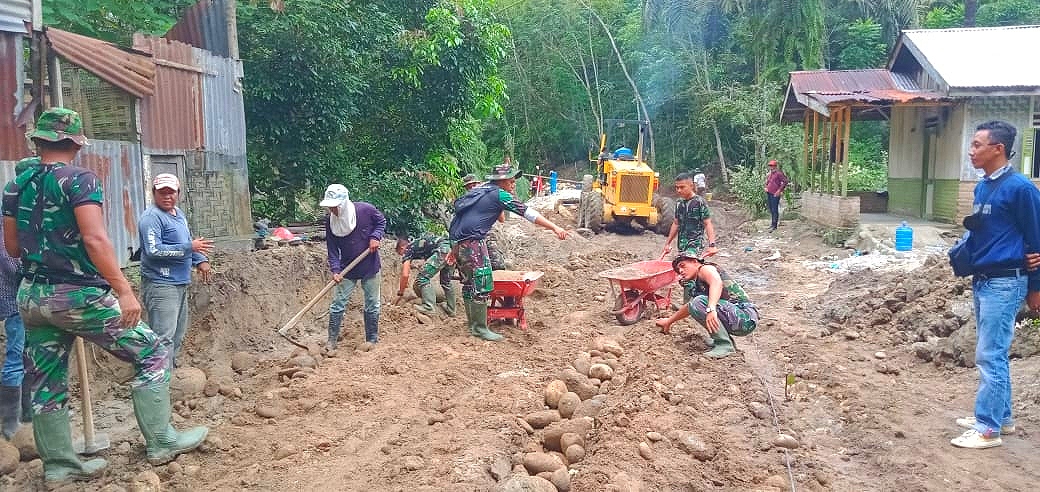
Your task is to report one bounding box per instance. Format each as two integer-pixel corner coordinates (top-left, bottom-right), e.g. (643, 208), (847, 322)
(486, 163), (522, 180)
(462, 174), (482, 186)
(28, 107), (89, 146)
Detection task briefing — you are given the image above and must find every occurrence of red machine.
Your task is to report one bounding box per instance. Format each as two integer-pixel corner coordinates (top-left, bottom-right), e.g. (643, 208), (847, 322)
(488, 270), (544, 330)
(598, 260), (677, 325)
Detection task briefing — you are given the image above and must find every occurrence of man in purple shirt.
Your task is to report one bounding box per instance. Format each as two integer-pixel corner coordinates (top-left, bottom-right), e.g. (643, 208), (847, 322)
(763, 160), (789, 232)
(321, 184), (385, 352)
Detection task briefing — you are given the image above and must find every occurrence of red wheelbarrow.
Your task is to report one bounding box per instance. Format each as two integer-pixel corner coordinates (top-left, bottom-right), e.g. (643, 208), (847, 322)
(488, 270), (544, 330)
(598, 260), (677, 325)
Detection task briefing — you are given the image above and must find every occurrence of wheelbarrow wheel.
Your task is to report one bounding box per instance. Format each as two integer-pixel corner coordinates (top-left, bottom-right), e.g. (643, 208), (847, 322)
(614, 290), (644, 325)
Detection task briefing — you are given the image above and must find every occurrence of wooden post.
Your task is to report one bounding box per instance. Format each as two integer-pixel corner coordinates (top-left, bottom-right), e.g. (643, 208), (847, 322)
(842, 106), (852, 197)
(47, 51), (63, 106)
(811, 111), (820, 193)
(803, 111), (811, 192)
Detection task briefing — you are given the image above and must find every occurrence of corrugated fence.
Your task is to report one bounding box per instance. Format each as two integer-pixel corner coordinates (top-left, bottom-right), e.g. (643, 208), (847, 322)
(73, 140), (147, 265)
(0, 31), (27, 160)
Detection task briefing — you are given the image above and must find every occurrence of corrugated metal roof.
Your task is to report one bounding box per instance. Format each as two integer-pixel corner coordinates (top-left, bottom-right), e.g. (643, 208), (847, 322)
(197, 48), (245, 155)
(133, 35), (204, 152)
(780, 69), (949, 122)
(72, 140), (146, 267)
(45, 27), (155, 98)
(0, 0), (31, 33)
(165, 0), (231, 58)
(897, 25), (1040, 95)
(0, 31), (28, 160)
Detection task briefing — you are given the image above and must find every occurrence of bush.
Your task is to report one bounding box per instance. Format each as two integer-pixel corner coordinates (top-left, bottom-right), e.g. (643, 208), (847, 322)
(728, 165), (768, 218)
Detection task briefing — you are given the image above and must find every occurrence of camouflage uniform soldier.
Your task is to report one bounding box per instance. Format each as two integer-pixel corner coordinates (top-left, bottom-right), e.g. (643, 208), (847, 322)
(396, 234), (456, 316)
(663, 172), (717, 258)
(448, 163), (568, 341)
(655, 253), (760, 358)
(462, 174), (508, 270)
(1, 108), (208, 484)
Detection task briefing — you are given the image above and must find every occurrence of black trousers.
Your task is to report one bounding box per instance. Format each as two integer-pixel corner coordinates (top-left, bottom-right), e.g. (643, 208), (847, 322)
(766, 193), (781, 228)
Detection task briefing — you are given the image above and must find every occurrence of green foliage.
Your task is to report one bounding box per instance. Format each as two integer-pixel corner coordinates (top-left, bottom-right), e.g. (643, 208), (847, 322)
(835, 19), (888, 69)
(977, 0), (1040, 26)
(822, 227), (855, 247)
(42, 0), (196, 44)
(923, 4), (966, 28)
(728, 165), (768, 218)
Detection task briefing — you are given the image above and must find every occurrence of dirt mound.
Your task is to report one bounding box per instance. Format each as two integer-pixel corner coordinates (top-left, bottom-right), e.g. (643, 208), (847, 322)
(816, 255), (1040, 367)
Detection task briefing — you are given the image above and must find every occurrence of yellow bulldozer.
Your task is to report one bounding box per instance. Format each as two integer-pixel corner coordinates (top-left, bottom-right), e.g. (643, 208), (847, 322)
(577, 119), (672, 234)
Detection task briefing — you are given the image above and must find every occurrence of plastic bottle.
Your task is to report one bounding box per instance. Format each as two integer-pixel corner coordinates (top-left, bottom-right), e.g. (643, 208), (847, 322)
(895, 221), (913, 252)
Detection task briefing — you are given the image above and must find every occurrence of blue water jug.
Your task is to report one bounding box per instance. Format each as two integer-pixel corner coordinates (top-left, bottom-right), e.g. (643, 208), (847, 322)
(895, 221), (913, 252)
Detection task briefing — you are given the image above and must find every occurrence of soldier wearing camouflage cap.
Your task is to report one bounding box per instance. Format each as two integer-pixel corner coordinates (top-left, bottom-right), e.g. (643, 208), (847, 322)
(2, 108), (209, 484)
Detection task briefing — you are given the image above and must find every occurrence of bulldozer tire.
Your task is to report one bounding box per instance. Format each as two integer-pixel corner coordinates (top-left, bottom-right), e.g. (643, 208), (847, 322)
(655, 195), (675, 235)
(580, 191), (604, 233)
(576, 191), (589, 228)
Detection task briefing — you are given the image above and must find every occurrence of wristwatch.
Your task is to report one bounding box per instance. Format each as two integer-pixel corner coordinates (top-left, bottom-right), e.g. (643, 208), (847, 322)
(705, 306), (716, 313)
(708, 242), (717, 248)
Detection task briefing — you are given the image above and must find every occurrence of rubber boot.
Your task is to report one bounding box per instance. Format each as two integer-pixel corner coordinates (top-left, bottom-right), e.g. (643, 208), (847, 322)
(363, 311), (379, 344)
(414, 283), (437, 315)
(327, 311), (344, 351)
(442, 286), (458, 317)
(33, 410), (108, 483)
(20, 378), (32, 422)
(704, 327), (736, 358)
(0, 384), (19, 439)
(131, 383), (209, 465)
(466, 300), (503, 342)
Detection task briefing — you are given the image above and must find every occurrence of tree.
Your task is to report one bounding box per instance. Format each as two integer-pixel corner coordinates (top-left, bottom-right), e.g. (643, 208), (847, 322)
(42, 0), (197, 45)
(834, 19), (888, 69)
(965, 0), (978, 26)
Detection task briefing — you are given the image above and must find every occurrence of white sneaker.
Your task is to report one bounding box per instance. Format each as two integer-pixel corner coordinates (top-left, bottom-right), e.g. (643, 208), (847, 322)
(950, 429), (1002, 449)
(955, 416), (1015, 435)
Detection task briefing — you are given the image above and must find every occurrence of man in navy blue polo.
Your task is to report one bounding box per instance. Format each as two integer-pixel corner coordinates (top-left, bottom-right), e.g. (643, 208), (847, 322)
(951, 120), (1040, 449)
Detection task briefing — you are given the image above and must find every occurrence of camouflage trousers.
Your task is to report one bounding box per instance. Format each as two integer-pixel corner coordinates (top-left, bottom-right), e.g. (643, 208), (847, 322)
(677, 236), (705, 257)
(486, 237), (507, 271)
(455, 239), (493, 302)
(686, 295), (759, 336)
(17, 281), (170, 414)
(415, 241), (454, 291)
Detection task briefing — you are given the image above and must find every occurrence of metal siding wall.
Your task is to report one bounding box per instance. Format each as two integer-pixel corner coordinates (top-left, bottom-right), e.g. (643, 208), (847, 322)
(164, 0), (230, 58)
(72, 140), (146, 267)
(0, 0), (31, 32)
(0, 159), (18, 186)
(138, 37), (204, 152)
(0, 31), (28, 160)
(196, 48), (245, 156)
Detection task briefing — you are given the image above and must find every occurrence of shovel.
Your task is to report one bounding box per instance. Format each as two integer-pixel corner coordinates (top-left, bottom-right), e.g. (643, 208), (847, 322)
(72, 337), (109, 454)
(277, 249), (372, 348)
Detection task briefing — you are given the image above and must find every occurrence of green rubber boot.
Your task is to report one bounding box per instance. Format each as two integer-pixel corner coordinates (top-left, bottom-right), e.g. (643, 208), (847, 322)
(704, 327), (736, 358)
(33, 410), (108, 483)
(132, 383), (209, 465)
(466, 300), (503, 342)
(442, 286), (458, 317)
(414, 283), (437, 315)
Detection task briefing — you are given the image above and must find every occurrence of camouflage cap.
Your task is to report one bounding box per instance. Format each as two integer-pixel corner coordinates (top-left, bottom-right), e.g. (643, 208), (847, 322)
(671, 251), (704, 274)
(485, 163), (521, 181)
(28, 107), (88, 146)
(461, 174), (482, 186)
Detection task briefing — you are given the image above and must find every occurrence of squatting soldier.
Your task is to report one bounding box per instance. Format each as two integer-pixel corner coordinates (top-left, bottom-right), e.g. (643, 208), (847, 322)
(2, 108), (207, 484)
(448, 163), (568, 341)
(655, 252), (760, 358)
(396, 234), (456, 316)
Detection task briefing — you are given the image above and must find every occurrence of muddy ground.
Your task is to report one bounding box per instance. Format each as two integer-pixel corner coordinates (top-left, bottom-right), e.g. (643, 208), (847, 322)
(2, 198), (1040, 491)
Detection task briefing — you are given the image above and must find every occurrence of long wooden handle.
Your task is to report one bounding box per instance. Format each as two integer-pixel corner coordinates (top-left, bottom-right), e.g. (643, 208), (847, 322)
(278, 249), (372, 335)
(73, 337), (95, 446)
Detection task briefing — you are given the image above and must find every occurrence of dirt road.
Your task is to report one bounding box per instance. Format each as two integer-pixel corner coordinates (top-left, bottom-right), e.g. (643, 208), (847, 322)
(3, 200), (1039, 491)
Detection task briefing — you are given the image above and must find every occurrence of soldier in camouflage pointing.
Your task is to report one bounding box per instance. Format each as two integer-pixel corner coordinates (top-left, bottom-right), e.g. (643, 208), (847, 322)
(1, 108), (208, 484)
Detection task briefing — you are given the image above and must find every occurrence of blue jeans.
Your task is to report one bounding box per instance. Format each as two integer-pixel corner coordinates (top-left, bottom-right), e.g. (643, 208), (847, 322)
(971, 275), (1027, 436)
(330, 274), (381, 342)
(141, 280), (190, 362)
(2, 313), (24, 386)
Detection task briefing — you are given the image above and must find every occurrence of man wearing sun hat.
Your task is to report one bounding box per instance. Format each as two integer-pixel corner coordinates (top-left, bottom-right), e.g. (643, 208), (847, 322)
(448, 161), (568, 341)
(138, 173), (214, 363)
(321, 184), (386, 352)
(2, 108), (208, 483)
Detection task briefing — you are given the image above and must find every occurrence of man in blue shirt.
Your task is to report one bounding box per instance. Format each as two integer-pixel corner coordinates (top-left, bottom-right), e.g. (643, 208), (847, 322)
(951, 121), (1040, 449)
(138, 174), (213, 364)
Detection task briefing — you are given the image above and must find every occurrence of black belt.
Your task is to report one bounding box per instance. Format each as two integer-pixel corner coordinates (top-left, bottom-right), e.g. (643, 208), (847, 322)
(975, 268), (1023, 280)
(23, 271), (107, 287)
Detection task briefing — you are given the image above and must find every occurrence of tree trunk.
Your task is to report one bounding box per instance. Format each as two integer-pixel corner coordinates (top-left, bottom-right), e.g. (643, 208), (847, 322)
(964, 0), (978, 27)
(712, 122), (729, 184)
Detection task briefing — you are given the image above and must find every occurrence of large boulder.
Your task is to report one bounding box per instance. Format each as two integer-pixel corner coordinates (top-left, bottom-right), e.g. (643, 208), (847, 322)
(170, 366), (207, 401)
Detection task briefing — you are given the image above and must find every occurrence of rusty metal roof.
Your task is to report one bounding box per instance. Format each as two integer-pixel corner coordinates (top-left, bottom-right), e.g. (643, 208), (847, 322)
(893, 25), (1040, 96)
(780, 69), (949, 123)
(0, 31), (28, 160)
(133, 35), (204, 152)
(45, 27), (155, 98)
(165, 0), (231, 58)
